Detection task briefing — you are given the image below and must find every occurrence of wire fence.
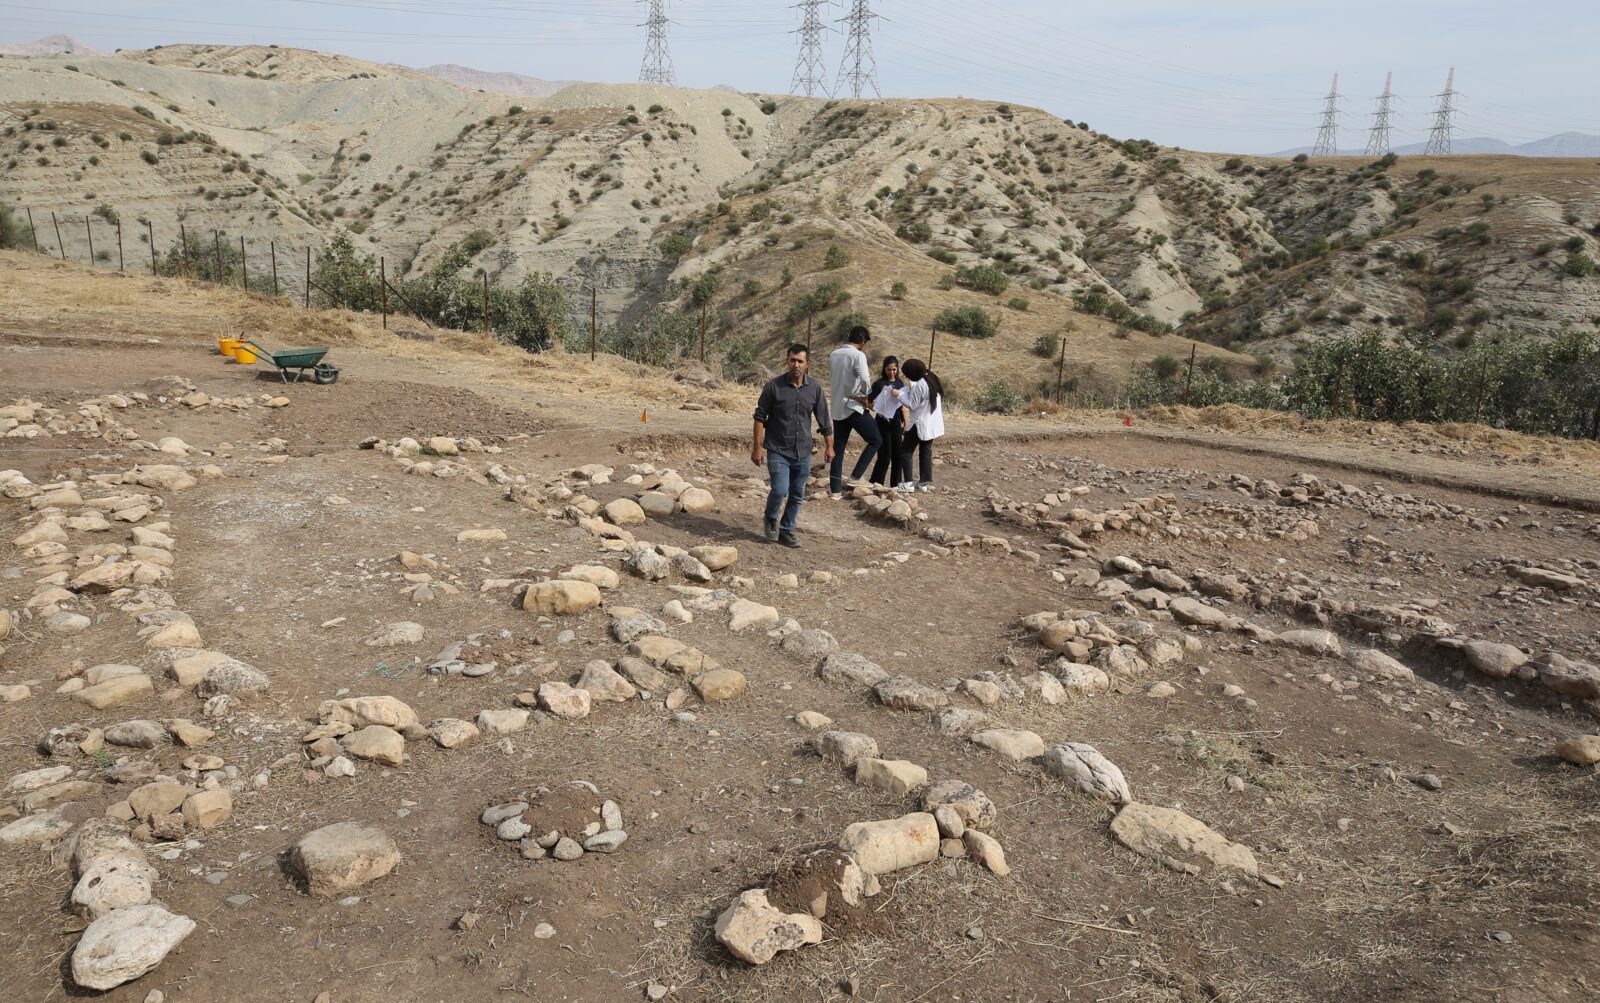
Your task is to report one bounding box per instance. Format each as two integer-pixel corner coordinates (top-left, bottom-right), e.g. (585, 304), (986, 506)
(0, 201), (746, 371)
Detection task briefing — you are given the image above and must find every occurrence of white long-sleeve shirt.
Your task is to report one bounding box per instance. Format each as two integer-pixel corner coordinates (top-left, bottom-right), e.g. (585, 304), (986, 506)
(901, 378), (945, 440)
(828, 344), (870, 421)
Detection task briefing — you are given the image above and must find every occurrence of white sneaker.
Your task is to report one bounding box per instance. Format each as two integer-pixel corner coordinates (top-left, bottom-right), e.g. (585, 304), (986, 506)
(828, 492), (843, 501)
(917, 482), (935, 492)
(894, 482), (914, 493)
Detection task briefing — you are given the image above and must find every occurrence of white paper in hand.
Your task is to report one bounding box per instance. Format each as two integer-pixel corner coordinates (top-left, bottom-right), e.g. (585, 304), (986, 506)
(872, 385), (901, 420)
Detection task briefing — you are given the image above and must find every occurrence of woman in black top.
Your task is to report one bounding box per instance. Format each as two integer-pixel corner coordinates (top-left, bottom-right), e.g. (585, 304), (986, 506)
(867, 355), (905, 488)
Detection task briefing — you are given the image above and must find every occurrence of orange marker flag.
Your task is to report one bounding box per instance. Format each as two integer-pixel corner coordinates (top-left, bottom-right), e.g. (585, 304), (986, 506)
(1122, 416), (1134, 427)
(641, 409), (649, 425)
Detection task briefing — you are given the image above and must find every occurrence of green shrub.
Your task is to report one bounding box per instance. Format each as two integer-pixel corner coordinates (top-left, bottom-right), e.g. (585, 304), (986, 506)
(823, 244), (851, 269)
(954, 263), (1009, 295)
(933, 305), (1000, 339)
(973, 380), (1023, 414)
(1006, 296), (1029, 312)
(140, 150), (157, 165)
(927, 247), (957, 264)
(1566, 251), (1598, 278)
(0, 202), (25, 250)
(760, 99), (778, 115)
(889, 281), (907, 300)
(460, 228), (494, 256)
(896, 219), (932, 243)
(1031, 333), (1058, 358)
(724, 337), (757, 372)
(741, 278), (762, 297)
(660, 232), (693, 259)
(690, 271), (720, 307)
(834, 310), (870, 338)
(786, 280), (850, 322)
(1150, 354), (1182, 381)
(132, 105), (155, 119)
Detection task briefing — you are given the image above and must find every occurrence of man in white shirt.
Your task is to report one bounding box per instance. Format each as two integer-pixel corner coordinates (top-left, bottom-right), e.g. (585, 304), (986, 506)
(826, 325), (880, 498)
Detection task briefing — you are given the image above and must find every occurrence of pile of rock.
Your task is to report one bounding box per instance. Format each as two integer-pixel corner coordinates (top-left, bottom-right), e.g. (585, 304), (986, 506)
(478, 783), (627, 861)
(2, 391), (156, 444)
(1227, 471), (1499, 529)
(1025, 608), (1198, 694)
(64, 819), (197, 990)
(302, 695), (421, 775)
(850, 482), (922, 526)
(986, 490), (1183, 544)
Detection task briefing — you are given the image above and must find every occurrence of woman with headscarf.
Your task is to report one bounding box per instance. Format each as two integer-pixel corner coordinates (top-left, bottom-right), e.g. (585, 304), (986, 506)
(894, 358), (944, 492)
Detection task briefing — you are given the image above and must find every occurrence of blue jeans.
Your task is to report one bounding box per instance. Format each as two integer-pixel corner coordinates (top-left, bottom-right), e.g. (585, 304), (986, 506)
(765, 451), (812, 532)
(828, 410), (881, 493)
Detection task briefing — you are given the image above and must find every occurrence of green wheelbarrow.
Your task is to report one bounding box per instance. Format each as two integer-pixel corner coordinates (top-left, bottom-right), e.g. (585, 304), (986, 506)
(243, 340), (340, 384)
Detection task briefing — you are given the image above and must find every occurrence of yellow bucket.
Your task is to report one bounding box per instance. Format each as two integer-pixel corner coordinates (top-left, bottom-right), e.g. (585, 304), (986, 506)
(219, 337), (242, 357)
(232, 345), (257, 364)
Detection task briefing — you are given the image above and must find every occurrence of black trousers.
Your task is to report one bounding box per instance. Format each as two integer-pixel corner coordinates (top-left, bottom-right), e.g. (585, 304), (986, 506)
(901, 427), (934, 484)
(869, 416), (904, 486)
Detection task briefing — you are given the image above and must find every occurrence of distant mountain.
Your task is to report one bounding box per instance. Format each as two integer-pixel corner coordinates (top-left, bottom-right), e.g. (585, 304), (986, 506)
(0, 33), (106, 57)
(1271, 132), (1600, 158)
(415, 64), (578, 98)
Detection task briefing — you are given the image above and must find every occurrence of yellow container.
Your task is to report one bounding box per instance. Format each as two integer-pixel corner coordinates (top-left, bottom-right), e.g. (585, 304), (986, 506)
(232, 345), (256, 364)
(219, 337), (242, 357)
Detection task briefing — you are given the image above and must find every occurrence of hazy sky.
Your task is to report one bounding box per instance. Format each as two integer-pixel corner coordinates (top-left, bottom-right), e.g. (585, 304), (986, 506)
(4, 0), (1597, 153)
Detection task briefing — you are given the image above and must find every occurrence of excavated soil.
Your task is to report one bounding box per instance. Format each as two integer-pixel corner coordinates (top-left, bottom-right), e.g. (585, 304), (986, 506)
(1, 326), (1598, 1003)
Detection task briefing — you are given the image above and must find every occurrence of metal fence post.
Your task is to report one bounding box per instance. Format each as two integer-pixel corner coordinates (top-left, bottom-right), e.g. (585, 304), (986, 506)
(380, 258), (388, 329)
(146, 220), (156, 274)
(115, 218), (124, 272)
(50, 211), (64, 260)
(26, 207), (39, 253)
(239, 235), (247, 290)
(84, 216), (95, 265)
(270, 241), (279, 296)
(1056, 332), (1067, 404)
(590, 287), (597, 361)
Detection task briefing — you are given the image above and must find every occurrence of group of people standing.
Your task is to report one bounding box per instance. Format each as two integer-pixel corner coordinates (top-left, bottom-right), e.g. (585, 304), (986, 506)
(751, 324), (944, 547)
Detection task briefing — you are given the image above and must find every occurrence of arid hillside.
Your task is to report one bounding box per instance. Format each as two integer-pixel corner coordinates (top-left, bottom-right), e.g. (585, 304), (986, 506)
(3, 43), (1599, 390)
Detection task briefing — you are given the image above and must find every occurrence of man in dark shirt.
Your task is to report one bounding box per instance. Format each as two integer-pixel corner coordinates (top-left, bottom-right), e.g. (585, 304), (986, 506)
(752, 343), (834, 547)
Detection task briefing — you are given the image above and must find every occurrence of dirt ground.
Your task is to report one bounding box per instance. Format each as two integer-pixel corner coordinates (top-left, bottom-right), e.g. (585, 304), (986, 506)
(2, 273), (1599, 1003)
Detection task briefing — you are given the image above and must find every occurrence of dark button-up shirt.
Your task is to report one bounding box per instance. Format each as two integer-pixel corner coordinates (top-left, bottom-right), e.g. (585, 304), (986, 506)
(753, 373), (832, 459)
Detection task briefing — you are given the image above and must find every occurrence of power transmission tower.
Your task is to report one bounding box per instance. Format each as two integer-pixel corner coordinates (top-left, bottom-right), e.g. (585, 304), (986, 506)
(790, 1), (832, 97)
(1311, 73), (1341, 157)
(638, 0), (675, 86)
(1423, 66), (1457, 156)
(1365, 71), (1395, 156)
(834, 0), (880, 99)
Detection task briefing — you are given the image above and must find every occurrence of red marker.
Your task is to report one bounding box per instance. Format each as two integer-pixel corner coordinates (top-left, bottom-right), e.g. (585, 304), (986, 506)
(1122, 417), (1134, 427)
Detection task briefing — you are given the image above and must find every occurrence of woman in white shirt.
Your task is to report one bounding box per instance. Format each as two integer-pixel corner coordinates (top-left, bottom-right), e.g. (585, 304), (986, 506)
(894, 358), (945, 492)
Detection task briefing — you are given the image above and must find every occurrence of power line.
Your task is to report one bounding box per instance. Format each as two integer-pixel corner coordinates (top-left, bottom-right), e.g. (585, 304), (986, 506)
(1365, 70), (1395, 156)
(1423, 66), (1457, 156)
(833, 0), (879, 99)
(1311, 73), (1341, 157)
(790, 0), (831, 98)
(638, 0), (675, 86)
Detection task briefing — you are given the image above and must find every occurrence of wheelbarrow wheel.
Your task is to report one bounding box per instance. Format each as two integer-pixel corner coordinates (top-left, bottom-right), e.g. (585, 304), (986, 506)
(313, 366), (340, 385)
